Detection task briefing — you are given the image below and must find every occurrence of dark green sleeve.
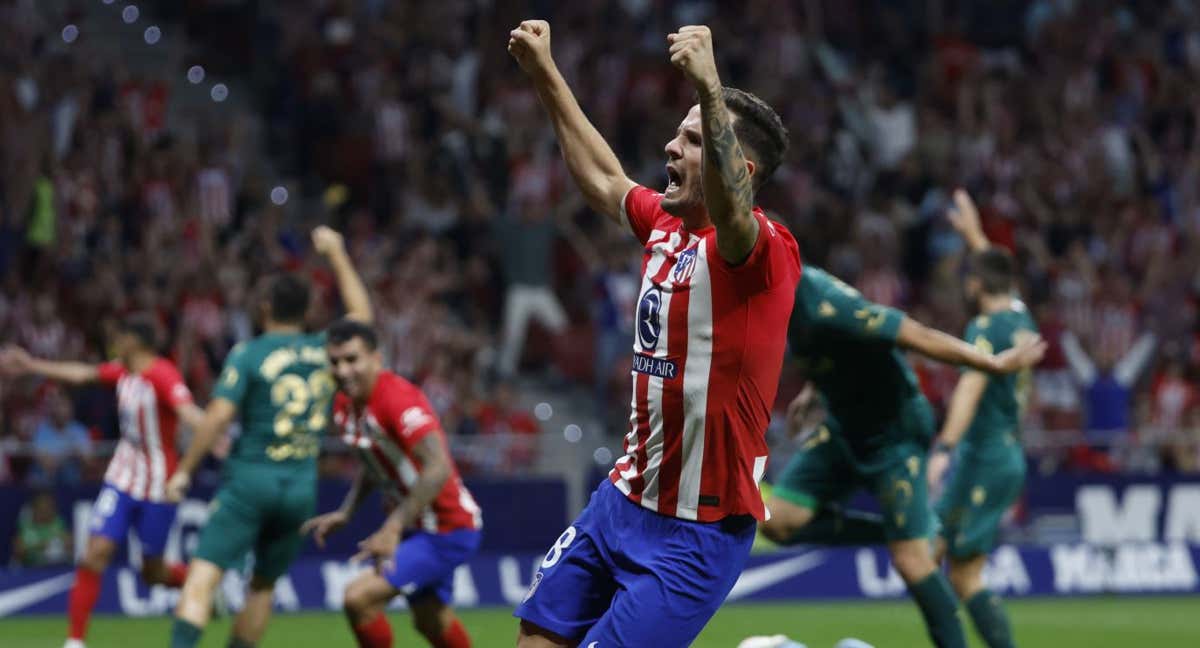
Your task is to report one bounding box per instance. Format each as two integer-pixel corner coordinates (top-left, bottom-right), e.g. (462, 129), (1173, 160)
(211, 343), (250, 406)
(811, 273), (904, 342)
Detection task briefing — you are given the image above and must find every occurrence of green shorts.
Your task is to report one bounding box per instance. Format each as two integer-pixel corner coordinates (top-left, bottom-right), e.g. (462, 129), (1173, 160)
(936, 443), (1026, 559)
(194, 463), (317, 582)
(773, 397), (936, 542)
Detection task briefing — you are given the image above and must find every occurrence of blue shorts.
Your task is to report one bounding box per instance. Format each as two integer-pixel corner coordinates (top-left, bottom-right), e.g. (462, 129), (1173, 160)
(88, 483), (178, 557)
(515, 480), (756, 647)
(383, 528), (482, 604)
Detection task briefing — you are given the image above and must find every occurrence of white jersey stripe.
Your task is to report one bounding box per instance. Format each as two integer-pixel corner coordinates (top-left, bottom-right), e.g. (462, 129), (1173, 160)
(145, 395), (165, 500)
(627, 231), (678, 507)
(676, 241), (712, 520)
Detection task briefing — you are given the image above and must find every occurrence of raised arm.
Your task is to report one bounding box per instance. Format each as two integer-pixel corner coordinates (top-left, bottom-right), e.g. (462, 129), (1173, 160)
(0, 346), (99, 385)
(508, 20), (635, 225)
(312, 226), (372, 323)
(668, 25), (758, 263)
(896, 316), (1045, 374)
(948, 188), (991, 253)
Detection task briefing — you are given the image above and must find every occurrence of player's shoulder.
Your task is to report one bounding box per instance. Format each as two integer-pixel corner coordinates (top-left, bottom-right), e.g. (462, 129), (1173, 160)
(145, 357), (185, 383)
(371, 371), (427, 410)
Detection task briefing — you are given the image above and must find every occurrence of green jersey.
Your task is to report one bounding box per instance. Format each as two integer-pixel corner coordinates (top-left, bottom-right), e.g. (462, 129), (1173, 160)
(212, 332), (333, 471)
(960, 302), (1038, 453)
(787, 266), (926, 452)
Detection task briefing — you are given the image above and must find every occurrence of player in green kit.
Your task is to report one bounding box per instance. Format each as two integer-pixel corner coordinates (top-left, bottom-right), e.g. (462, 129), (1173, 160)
(925, 190), (1037, 648)
(759, 260), (1044, 648)
(164, 226), (372, 648)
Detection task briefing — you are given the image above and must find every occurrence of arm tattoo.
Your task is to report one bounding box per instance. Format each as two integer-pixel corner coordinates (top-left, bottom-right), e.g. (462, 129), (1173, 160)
(699, 90), (754, 223)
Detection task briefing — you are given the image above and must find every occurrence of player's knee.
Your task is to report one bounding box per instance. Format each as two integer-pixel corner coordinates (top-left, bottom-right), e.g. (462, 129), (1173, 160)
(413, 612), (445, 641)
(948, 559), (984, 599)
(81, 537), (116, 572)
(140, 562), (164, 584)
(889, 540), (935, 583)
(342, 581), (374, 616)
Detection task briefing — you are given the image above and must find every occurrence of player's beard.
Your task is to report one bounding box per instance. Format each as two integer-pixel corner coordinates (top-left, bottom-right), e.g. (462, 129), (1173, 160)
(661, 177), (705, 219)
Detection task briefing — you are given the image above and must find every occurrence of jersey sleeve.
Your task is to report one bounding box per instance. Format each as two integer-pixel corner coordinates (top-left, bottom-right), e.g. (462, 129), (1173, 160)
(211, 343), (249, 406)
(148, 361), (194, 411)
(620, 185), (663, 245)
(812, 273), (903, 342)
(708, 211), (803, 294)
(96, 362), (125, 386)
(382, 390), (443, 453)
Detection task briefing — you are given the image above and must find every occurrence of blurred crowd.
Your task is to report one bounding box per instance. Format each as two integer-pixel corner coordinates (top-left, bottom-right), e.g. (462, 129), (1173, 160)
(1, 0), (1200, 493)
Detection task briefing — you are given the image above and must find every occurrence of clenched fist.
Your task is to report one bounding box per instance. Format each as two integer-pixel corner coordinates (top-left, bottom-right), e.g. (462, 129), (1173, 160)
(508, 20), (554, 76)
(311, 225), (345, 258)
(667, 26), (721, 95)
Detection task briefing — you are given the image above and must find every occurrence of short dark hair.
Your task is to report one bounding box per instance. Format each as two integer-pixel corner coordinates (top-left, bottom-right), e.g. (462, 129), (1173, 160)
(723, 87), (789, 190)
(268, 274), (310, 324)
(118, 314), (158, 350)
(326, 317), (379, 350)
(968, 248), (1016, 295)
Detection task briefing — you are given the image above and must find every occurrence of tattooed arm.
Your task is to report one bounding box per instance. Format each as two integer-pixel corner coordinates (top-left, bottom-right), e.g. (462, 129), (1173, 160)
(668, 25), (759, 263)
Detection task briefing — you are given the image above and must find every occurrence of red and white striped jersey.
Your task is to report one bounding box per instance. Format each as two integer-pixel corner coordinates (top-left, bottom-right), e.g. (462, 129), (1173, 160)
(98, 358), (193, 501)
(610, 186), (802, 522)
(333, 372), (482, 533)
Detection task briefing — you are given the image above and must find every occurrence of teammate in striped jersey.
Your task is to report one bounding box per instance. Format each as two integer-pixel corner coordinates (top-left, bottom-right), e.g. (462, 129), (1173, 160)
(509, 21), (800, 647)
(1, 316), (205, 648)
(302, 318), (481, 648)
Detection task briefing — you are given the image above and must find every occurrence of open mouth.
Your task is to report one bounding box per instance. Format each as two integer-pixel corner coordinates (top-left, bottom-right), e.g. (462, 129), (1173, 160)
(665, 166), (682, 195)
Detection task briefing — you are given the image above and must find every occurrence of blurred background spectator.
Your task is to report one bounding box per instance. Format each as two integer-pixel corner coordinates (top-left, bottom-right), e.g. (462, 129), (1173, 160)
(0, 0), (1198, 493)
(10, 490), (71, 568)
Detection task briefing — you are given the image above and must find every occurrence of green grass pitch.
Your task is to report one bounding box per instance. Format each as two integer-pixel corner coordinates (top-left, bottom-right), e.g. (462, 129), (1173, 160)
(5, 597), (1196, 647)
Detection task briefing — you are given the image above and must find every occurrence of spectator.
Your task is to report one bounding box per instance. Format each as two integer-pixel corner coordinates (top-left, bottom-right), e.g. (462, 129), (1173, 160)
(29, 388), (92, 487)
(477, 381), (540, 472)
(11, 491), (71, 568)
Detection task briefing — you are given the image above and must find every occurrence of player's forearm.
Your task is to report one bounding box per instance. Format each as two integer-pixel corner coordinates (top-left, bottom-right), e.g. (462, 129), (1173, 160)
(177, 422), (219, 475)
(26, 358), (98, 385)
(390, 463), (450, 532)
(338, 470), (373, 517)
(898, 317), (1002, 373)
(962, 228), (991, 253)
(697, 83), (757, 262)
(531, 64), (630, 220)
(177, 400), (235, 475)
(936, 372), (987, 447)
(327, 248), (372, 323)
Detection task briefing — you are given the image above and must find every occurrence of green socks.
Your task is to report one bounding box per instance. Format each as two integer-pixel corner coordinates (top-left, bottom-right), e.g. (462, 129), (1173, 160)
(170, 618), (203, 648)
(909, 573), (968, 648)
(782, 506), (888, 546)
(966, 589), (1015, 648)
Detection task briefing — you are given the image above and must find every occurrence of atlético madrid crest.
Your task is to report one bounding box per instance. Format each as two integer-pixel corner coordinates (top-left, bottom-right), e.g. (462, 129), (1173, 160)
(673, 247), (697, 285)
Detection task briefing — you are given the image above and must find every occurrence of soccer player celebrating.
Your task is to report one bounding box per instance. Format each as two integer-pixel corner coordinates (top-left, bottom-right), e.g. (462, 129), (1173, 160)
(1, 317), (203, 648)
(301, 318), (482, 648)
(509, 20), (801, 647)
(165, 226), (370, 648)
(759, 262), (1045, 648)
(926, 189), (1037, 648)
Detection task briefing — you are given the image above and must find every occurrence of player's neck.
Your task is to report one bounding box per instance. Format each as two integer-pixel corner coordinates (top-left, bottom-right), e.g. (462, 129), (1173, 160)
(126, 351), (155, 373)
(351, 372), (382, 410)
(263, 320), (304, 335)
(979, 293), (1012, 315)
